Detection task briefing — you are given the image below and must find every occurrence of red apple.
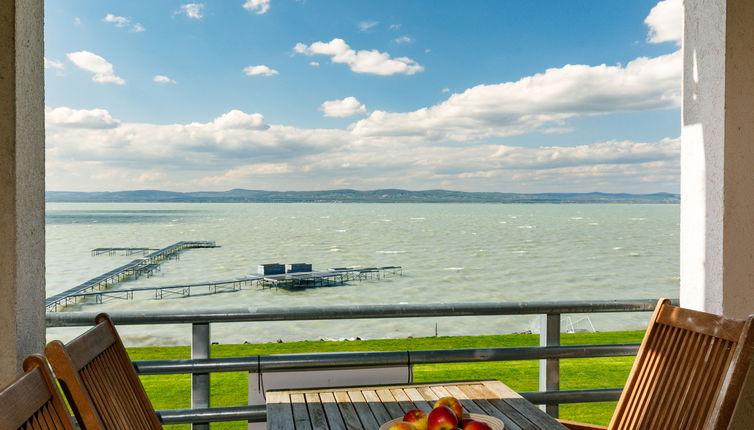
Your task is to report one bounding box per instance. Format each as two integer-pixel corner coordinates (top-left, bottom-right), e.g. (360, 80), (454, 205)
(462, 420), (492, 430)
(388, 421), (417, 430)
(460, 418), (474, 428)
(403, 409), (429, 430)
(433, 397), (464, 421)
(427, 406), (458, 430)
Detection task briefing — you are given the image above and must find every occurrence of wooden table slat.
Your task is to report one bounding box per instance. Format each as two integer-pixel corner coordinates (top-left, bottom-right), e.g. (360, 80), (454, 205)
(361, 390), (394, 424)
(291, 393), (313, 430)
(389, 388), (420, 414)
(304, 393), (331, 430)
(266, 380), (568, 430)
(458, 383), (525, 430)
(318, 392), (347, 430)
(401, 387), (434, 412)
(415, 386), (442, 404)
(346, 391), (380, 430)
(374, 389), (405, 419)
(332, 391), (365, 430)
(266, 391), (296, 430)
(442, 384), (489, 415)
(481, 380), (568, 430)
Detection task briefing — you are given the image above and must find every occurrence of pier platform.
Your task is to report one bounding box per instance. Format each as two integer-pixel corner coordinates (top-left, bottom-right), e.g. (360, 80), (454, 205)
(47, 266), (402, 307)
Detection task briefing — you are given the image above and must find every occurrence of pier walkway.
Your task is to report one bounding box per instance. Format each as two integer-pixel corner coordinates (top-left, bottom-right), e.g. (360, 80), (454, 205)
(45, 241), (217, 311)
(49, 266), (402, 307)
(91, 247), (159, 256)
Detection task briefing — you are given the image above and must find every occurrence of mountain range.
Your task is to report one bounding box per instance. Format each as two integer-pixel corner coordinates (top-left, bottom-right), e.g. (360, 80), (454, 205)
(46, 189), (680, 204)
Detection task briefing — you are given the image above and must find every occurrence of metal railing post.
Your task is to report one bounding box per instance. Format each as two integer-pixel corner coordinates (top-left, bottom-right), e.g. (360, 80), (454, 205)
(192, 323), (210, 430)
(539, 313), (560, 417)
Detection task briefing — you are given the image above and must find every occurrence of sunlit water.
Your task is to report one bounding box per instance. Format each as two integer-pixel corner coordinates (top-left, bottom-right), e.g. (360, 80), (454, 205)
(46, 203), (679, 346)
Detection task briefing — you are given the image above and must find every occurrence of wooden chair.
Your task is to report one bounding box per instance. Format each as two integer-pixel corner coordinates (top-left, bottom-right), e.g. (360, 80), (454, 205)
(0, 354), (75, 430)
(559, 298), (754, 430)
(45, 313), (162, 430)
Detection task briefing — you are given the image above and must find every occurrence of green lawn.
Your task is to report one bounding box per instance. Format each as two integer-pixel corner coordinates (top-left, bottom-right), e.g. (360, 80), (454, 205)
(127, 331), (644, 429)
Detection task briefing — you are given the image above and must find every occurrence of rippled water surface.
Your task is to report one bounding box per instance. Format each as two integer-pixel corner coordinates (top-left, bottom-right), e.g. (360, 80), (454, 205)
(46, 203), (679, 346)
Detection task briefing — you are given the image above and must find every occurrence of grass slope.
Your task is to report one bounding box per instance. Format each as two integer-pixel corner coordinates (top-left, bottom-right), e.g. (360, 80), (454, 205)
(128, 331), (644, 429)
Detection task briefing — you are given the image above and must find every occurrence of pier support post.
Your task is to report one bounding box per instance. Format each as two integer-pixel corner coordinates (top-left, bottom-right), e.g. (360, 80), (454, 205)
(0, 0), (45, 386)
(192, 323), (211, 430)
(539, 313), (560, 417)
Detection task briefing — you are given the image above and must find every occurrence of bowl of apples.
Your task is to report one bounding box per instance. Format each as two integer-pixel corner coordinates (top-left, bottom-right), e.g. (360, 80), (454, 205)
(379, 396), (504, 430)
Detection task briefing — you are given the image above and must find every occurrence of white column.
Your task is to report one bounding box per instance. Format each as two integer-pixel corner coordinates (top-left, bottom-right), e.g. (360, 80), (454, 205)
(682, 1), (754, 428)
(681, 0), (754, 319)
(0, 0), (45, 386)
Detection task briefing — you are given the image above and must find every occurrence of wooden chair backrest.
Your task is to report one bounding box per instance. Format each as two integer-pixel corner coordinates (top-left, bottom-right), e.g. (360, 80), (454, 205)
(45, 313), (162, 430)
(609, 298), (754, 430)
(0, 354), (75, 430)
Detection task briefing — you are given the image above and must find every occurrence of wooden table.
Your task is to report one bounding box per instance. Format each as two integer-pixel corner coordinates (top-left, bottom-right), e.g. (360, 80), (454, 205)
(266, 380), (568, 429)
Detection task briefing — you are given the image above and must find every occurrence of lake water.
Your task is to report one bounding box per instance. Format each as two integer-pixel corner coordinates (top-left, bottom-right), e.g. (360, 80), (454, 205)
(46, 203), (679, 346)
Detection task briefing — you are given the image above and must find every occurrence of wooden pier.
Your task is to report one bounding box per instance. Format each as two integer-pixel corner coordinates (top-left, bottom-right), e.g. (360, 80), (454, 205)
(46, 266), (402, 308)
(45, 241), (218, 312)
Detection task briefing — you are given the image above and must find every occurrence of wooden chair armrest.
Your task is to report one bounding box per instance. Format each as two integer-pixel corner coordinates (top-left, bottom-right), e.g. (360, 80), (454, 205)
(556, 419), (608, 430)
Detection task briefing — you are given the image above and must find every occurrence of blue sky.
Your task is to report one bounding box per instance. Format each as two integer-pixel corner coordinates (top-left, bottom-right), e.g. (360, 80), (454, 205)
(44, 0), (682, 193)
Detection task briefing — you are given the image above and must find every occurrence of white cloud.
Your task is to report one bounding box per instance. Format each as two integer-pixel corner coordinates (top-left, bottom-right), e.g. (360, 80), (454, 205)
(441, 88), (450, 93)
(309, 61), (320, 67)
(394, 36), (413, 44)
(44, 58), (64, 70)
(645, 0), (682, 44)
(66, 51), (126, 85)
(45, 105), (680, 193)
(243, 0), (270, 15)
(103, 14), (129, 27)
(137, 171), (167, 183)
(179, 3), (204, 20)
(388, 24), (401, 31)
(350, 50), (681, 142)
(211, 110), (268, 130)
(320, 97), (367, 118)
(74, 17), (81, 25)
(358, 21), (378, 31)
(293, 38), (424, 76)
(243, 65), (279, 76)
(153, 75), (176, 84)
(46, 106), (120, 129)
(103, 14), (146, 32)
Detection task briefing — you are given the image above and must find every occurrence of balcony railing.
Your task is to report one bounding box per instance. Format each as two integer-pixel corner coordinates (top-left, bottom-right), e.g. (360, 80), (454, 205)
(46, 298), (675, 428)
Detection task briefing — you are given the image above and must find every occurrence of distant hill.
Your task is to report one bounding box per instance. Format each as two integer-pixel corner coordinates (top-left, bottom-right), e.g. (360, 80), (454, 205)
(46, 189), (680, 204)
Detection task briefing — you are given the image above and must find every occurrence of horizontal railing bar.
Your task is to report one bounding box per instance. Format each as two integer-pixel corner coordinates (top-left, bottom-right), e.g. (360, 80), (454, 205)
(521, 388), (623, 404)
(46, 298), (675, 327)
(155, 389), (622, 424)
(134, 344), (640, 375)
(158, 405), (266, 424)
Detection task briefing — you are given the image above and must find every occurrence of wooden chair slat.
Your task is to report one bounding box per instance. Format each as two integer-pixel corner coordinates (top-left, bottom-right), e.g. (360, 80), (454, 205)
(64, 323), (116, 372)
(669, 331), (706, 428)
(658, 305), (745, 342)
(648, 324), (694, 427)
(46, 313), (162, 429)
(622, 323), (675, 429)
(648, 329), (698, 428)
(561, 299), (754, 430)
(0, 355), (74, 430)
(614, 318), (665, 428)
